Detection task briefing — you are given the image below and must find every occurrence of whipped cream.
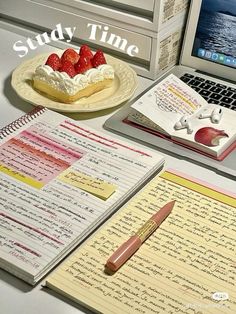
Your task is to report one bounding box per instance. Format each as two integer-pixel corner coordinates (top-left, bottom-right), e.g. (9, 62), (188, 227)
(33, 64), (114, 95)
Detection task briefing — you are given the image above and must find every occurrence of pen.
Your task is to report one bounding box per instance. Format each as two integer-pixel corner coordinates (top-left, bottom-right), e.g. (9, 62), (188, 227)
(105, 200), (175, 272)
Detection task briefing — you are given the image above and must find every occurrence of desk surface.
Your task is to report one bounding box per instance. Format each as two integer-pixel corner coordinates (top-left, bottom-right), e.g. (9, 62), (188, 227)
(0, 22), (235, 314)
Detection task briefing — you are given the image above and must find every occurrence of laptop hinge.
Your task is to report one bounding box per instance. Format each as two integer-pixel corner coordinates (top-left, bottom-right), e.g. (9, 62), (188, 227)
(196, 70), (236, 85)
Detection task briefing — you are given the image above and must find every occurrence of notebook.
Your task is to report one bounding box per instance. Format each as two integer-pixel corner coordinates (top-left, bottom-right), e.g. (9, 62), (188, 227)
(0, 106), (164, 285)
(126, 74), (236, 160)
(46, 169), (236, 313)
(104, 0), (236, 177)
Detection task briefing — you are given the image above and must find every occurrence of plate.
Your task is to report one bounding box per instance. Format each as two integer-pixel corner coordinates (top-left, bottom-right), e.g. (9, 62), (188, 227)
(11, 52), (138, 112)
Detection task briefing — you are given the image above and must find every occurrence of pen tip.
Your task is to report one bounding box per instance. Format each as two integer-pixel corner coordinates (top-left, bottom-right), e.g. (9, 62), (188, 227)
(169, 200), (176, 209)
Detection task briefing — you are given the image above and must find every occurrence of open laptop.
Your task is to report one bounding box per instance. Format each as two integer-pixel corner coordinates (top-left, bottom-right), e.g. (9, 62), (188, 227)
(104, 0), (236, 177)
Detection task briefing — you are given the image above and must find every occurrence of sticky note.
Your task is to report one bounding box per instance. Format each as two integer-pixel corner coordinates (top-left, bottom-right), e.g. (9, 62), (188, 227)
(58, 170), (117, 200)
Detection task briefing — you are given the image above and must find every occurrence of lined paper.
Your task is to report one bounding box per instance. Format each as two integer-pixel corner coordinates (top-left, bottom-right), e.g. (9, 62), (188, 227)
(0, 109), (164, 284)
(46, 170), (236, 313)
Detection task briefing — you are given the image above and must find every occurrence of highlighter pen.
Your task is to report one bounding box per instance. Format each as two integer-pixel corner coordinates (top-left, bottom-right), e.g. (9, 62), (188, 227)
(105, 200), (175, 272)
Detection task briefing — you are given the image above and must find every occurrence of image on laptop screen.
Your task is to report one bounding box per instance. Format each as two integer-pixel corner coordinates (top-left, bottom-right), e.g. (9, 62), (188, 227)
(192, 0), (236, 69)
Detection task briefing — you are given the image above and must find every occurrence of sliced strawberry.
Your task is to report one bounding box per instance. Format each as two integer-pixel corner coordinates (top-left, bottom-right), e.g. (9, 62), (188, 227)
(59, 60), (76, 78)
(45, 53), (61, 70)
(61, 48), (80, 65)
(74, 56), (92, 74)
(91, 50), (107, 67)
(79, 45), (93, 59)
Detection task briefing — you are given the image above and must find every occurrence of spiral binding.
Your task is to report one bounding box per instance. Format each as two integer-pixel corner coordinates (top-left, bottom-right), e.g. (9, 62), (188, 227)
(0, 106), (46, 139)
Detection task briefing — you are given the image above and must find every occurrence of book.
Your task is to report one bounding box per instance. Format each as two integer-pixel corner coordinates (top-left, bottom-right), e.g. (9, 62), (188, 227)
(46, 169), (236, 313)
(125, 74), (236, 160)
(0, 106), (164, 285)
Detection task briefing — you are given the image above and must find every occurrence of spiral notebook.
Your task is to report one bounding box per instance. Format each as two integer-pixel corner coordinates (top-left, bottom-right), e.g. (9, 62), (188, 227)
(0, 106), (164, 285)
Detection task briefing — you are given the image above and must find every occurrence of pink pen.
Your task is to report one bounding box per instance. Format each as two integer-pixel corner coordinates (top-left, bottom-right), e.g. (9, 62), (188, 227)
(105, 200), (175, 272)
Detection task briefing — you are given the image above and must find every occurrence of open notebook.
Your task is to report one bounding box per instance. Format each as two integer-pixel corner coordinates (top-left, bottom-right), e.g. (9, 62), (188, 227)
(0, 106), (164, 285)
(46, 169), (236, 313)
(126, 74), (236, 160)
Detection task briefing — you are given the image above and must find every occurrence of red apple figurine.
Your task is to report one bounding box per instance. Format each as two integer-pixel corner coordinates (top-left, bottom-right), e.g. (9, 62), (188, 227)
(194, 127), (228, 147)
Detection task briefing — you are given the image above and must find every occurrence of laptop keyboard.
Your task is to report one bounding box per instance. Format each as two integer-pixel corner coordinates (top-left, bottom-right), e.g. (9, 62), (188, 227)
(180, 73), (236, 111)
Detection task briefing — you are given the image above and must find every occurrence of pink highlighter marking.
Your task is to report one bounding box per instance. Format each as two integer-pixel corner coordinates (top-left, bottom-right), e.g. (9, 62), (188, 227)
(0, 213), (64, 245)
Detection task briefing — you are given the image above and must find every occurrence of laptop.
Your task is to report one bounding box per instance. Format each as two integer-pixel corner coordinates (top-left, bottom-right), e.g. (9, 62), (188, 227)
(104, 0), (236, 177)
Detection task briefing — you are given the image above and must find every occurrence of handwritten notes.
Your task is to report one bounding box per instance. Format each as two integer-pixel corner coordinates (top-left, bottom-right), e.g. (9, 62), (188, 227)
(58, 170), (117, 200)
(0, 126), (83, 188)
(46, 170), (236, 313)
(132, 74), (204, 115)
(0, 109), (163, 284)
(129, 74), (208, 136)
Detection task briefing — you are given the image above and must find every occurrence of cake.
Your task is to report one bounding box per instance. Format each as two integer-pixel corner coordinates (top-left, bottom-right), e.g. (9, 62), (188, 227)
(32, 45), (115, 103)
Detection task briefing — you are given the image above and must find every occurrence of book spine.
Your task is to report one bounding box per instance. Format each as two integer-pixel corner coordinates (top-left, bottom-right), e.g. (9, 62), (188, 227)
(0, 106), (46, 139)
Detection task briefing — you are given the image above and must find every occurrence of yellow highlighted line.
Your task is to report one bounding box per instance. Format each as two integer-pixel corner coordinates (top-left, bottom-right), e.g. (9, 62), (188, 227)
(161, 171), (236, 207)
(168, 86), (197, 110)
(0, 164), (44, 189)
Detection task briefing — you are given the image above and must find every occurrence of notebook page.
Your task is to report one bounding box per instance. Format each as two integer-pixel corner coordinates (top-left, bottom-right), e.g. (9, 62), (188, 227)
(130, 74), (207, 135)
(0, 109), (164, 283)
(46, 170), (236, 313)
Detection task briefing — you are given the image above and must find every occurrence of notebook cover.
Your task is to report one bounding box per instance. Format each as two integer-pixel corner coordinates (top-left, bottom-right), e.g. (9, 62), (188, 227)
(123, 118), (236, 161)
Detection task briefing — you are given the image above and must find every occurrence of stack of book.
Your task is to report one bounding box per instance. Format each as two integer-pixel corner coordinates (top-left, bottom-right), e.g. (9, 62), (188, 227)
(73, 0), (190, 79)
(1, 0), (190, 79)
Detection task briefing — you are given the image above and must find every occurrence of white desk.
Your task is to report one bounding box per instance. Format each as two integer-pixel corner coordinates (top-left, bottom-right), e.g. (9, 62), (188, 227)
(0, 22), (235, 314)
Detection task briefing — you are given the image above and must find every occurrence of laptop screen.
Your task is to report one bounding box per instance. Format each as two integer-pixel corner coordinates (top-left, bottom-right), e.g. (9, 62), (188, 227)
(192, 0), (236, 69)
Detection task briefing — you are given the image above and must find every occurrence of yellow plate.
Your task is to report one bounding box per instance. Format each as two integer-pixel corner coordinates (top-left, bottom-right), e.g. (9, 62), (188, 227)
(11, 52), (138, 112)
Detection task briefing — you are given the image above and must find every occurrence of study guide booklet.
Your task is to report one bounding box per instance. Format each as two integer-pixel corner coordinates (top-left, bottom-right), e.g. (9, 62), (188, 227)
(46, 169), (236, 313)
(126, 74), (236, 160)
(0, 106), (164, 285)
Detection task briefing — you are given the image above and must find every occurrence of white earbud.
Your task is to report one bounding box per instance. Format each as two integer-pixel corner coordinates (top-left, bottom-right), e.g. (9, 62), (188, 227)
(198, 107), (223, 123)
(210, 108), (223, 123)
(174, 116), (193, 134)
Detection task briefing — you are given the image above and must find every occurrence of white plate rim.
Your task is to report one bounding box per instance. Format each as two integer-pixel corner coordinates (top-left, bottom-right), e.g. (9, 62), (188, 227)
(11, 52), (138, 113)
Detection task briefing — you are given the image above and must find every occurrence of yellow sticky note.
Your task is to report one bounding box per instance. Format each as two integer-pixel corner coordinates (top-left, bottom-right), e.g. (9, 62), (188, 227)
(58, 170), (116, 200)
